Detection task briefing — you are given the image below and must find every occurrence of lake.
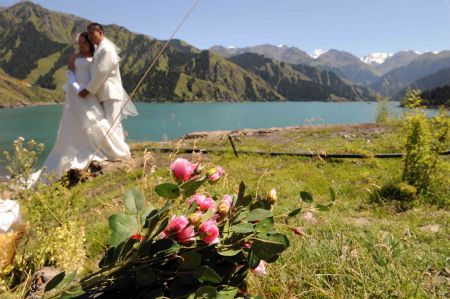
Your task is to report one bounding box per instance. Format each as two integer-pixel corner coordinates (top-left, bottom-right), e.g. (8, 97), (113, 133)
(0, 101), (419, 174)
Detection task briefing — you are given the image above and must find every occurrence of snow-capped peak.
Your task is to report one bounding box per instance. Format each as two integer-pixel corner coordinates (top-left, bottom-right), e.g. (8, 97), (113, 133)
(277, 44), (286, 48)
(361, 52), (393, 65)
(227, 45), (235, 49)
(310, 49), (328, 59)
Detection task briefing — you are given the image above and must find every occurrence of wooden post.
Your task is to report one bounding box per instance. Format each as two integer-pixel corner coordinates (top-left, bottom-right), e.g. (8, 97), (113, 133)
(228, 135), (239, 157)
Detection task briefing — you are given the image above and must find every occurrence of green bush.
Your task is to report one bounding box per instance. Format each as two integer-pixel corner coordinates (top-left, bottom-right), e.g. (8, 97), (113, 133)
(401, 96), (449, 195)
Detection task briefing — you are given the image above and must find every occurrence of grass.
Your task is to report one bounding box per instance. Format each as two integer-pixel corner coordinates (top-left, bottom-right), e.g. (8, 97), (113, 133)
(3, 123), (449, 298)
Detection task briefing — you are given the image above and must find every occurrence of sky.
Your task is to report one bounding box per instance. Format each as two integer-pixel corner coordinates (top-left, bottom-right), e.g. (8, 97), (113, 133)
(1, 0), (450, 57)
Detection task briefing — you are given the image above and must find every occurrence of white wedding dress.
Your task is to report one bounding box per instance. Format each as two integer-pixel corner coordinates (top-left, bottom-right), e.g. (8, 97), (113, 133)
(29, 57), (132, 184)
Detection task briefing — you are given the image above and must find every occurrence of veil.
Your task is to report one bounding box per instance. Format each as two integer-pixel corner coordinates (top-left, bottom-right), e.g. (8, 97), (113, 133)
(102, 37), (138, 119)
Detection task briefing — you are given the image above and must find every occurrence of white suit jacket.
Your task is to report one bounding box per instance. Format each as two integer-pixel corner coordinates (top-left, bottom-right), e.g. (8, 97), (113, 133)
(86, 39), (124, 102)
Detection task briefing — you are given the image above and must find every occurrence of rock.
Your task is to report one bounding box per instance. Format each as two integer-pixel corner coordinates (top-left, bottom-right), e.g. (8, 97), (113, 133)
(420, 224), (440, 234)
(26, 267), (61, 299)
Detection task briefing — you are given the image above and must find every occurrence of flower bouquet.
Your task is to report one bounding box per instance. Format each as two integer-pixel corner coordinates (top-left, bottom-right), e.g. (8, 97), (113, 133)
(42, 158), (311, 298)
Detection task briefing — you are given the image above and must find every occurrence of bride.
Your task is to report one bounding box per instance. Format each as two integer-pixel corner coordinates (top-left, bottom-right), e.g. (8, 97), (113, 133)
(30, 32), (136, 184)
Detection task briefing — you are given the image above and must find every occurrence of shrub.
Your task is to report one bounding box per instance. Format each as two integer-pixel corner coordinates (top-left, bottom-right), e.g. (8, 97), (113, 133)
(2, 137), (44, 192)
(401, 109), (449, 194)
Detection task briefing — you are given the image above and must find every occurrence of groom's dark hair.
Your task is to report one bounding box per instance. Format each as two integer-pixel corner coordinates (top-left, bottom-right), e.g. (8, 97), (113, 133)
(87, 22), (104, 33)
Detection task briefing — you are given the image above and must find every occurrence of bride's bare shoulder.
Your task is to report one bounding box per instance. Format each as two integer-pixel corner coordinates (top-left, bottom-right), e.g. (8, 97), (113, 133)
(67, 53), (83, 70)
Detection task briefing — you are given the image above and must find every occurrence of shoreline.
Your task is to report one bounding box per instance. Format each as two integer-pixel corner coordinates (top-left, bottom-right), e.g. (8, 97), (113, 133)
(0, 99), (381, 109)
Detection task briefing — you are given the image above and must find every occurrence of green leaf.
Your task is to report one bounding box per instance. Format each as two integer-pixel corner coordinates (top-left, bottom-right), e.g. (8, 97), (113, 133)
(135, 267), (157, 286)
(195, 286), (217, 299)
(61, 285), (84, 298)
(237, 181), (245, 201)
(194, 266), (222, 283)
(246, 209), (272, 222)
(255, 217), (275, 234)
(109, 213), (139, 246)
(151, 217), (169, 239)
(44, 271), (65, 292)
(236, 194), (252, 208)
(329, 187), (336, 201)
(217, 287), (239, 299)
(231, 222), (254, 234)
(316, 204), (331, 211)
(300, 191), (313, 203)
(45, 271), (77, 295)
(218, 249), (242, 257)
(181, 251), (202, 270)
(148, 238), (180, 257)
(288, 208), (301, 217)
(124, 188), (145, 213)
(182, 179), (205, 197)
(139, 206), (155, 227)
(248, 250), (261, 269)
(155, 183), (181, 199)
(252, 233), (290, 261)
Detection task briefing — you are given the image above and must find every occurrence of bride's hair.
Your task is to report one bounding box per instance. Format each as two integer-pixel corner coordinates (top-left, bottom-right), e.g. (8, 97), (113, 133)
(79, 32), (95, 56)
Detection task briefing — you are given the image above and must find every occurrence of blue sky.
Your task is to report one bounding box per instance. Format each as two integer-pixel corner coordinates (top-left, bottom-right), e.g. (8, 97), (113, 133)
(1, 0), (450, 56)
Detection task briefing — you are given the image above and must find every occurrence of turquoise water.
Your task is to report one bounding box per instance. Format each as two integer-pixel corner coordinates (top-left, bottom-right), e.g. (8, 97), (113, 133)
(0, 101), (412, 173)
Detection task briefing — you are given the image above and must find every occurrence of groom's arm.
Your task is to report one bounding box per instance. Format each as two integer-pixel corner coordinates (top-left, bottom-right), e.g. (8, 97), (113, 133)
(84, 48), (117, 96)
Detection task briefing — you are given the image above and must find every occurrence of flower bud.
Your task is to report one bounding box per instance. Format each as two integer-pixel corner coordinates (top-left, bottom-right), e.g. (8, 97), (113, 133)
(207, 166), (224, 183)
(188, 211), (203, 226)
(217, 202), (230, 216)
(267, 188), (277, 204)
(130, 234), (144, 241)
(170, 158), (198, 183)
(242, 240), (252, 249)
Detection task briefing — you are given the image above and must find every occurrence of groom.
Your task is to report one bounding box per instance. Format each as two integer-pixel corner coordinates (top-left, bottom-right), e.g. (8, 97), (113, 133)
(78, 23), (126, 134)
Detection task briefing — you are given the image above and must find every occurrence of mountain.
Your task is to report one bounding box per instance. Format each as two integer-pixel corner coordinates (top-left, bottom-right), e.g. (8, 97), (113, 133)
(372, 51), (450, 97)
(420, 85), (450, 107)
(229, 53), (376, 102)
(212, 46), (381, 86)
(374, 51), (420, 75)
(311, 49), (380, 86)
(0, 2), (285, 103)
(210, 44), (314, 65)
(361, 52), (393, 65)
(0, 69), (62, 108)
(310, 49), (328, 59)
(394, 67), (450, 100)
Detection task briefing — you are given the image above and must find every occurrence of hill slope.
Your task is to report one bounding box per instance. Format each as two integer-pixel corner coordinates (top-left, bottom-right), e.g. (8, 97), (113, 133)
(229, 53), (376, 101)
(0, 70), (62, 108)
(0, 2), (282, 103)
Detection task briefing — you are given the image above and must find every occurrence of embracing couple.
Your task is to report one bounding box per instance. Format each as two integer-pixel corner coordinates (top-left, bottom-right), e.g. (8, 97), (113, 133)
(30, 23), (137, 185)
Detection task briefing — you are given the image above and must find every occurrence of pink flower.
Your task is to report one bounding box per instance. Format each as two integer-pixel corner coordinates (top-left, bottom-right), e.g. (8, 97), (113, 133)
(162, 216), (195, 244)
(222, 194), (233, 206)
(208, 166), (225, 182)
(170, 158), (198, 182)
(188, 194), (216, 212)
(251, 261), (267, 276)
(198, 220), (220, 244)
